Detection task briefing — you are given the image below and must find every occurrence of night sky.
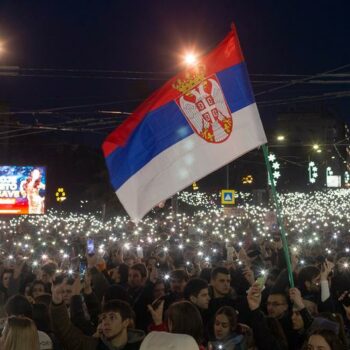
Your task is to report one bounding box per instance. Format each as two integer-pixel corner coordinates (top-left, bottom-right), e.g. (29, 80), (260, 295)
(0, 0), (349, 209)
(1, 1), (349, 114)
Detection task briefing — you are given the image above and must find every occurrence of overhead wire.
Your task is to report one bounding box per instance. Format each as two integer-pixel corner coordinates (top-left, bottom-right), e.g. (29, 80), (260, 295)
(255, 63), (350, 97)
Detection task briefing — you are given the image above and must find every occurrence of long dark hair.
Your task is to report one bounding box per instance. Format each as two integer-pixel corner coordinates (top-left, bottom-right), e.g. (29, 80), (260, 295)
(118, 263), (129, 284)
(317, 313), (348, 349)
(167, 301), (203, 344)
(305, 329), (344, 350)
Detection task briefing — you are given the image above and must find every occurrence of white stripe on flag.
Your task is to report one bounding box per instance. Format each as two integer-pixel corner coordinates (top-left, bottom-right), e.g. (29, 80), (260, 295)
(116, 103), (266, 221)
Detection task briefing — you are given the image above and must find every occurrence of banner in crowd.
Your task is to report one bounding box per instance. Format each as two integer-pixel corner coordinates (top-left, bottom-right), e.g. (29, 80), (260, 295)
(0, 165), (46, 214)
(103, 26), (267, 220)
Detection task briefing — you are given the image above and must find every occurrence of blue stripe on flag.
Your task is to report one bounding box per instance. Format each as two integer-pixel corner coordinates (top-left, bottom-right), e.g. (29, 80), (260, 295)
(106, 62), (255, 190)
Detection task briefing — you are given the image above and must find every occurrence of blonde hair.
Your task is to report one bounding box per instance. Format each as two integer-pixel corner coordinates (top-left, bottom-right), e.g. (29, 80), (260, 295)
(2, 316), (39, 350)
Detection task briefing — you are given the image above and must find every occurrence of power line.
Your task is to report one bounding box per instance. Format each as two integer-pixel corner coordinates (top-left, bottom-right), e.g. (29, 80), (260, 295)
(255, 63), (350, 97)
(258, 90), (350, 107)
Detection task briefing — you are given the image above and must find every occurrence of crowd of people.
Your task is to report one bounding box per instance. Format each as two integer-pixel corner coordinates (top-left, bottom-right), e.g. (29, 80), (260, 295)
(0, 188), (350, 349)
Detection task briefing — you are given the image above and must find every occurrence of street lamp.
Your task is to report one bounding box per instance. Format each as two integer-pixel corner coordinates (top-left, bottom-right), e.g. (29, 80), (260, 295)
(313, 144), (320, 150)
(277, 135), (285, 141)
(0, 41), (5, 55)
(183, 52), (197, 66)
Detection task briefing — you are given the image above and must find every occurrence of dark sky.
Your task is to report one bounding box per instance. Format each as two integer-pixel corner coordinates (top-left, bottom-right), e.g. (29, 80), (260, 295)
(0, 0), (349, 143)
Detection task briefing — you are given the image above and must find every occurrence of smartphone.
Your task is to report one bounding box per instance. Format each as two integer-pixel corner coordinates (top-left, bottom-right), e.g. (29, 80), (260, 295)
(79, 259), (87, 278)
(87, 239), (95, 256)
(255, 275), (267, 288)
(136, 246), (144, 259)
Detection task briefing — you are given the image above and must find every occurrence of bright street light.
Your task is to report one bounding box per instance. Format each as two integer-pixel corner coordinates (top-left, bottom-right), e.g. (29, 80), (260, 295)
(313, 144), (319, 150)
(0, 41), (5, 55)
(184, 52), (197, 66)
(277, 135), (285, 141)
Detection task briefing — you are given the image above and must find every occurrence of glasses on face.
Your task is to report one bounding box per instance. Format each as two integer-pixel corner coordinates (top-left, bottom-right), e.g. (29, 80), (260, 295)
(98, 312), (120, 323)
(267, 302), (287, 307)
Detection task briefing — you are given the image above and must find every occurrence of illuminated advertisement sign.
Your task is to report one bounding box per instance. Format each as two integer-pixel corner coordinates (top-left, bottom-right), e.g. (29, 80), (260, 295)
(0, 166), (46, 214)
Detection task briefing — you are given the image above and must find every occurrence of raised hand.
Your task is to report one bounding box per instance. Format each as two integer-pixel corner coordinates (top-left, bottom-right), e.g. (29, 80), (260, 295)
(247, 283), (262, 311)
(83, 271), (92, 294)
(289, 287), (305, 309)
(51, 279), (66, 304)
(147, 299), (164, 326)
(71, 275), (82, 296)
(86, 253), (98, 269)
(320, 260), (334, 281)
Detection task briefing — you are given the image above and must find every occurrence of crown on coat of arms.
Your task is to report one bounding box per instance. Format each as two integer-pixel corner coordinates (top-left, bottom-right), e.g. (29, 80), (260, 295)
(173, 64), (206, 95)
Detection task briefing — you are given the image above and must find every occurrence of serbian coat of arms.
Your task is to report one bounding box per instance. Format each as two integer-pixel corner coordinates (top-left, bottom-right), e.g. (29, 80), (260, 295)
(174, 68), (233, 144)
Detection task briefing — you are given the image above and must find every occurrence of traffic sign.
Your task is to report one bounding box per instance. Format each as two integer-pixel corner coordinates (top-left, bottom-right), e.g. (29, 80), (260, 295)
(221, 189), (235, 205)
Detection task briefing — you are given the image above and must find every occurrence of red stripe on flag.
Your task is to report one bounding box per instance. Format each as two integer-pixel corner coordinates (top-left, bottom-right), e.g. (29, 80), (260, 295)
(103, 26), (244, 158)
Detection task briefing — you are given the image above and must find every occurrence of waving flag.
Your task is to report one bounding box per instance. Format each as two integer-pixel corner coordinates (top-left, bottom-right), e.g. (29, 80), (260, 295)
(103, 26), (267, 220)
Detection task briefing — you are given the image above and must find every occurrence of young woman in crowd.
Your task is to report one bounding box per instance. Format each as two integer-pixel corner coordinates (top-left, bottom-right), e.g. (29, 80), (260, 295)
(208, 306), (246, 350)
(1, 316), (39, 350)
(305, 329), (345, 350)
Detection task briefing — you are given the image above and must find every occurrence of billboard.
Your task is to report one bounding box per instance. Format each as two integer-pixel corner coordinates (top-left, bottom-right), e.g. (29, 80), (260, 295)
(0, 166), (46, 214)
(326, 175), (341, 188)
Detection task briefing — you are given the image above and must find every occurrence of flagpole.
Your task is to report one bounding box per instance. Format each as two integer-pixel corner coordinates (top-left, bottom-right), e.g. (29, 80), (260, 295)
(262, 144), (295, 287)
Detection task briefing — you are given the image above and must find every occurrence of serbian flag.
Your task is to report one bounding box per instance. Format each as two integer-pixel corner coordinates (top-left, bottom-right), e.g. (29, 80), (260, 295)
(103, 26), (267, 221)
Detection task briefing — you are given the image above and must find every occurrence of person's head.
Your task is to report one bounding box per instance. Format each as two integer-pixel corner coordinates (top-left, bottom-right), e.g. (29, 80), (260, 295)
(5, 294), (33, 318)
(111, 246), (124, 265)
(184, 278), (210, 310)
(199, 268), (212, 284)
(2, 316), (39, 350)
(306, 329), (344, 350)
(210, 267), (231, 297)
(317, 313), (348, 348)
(62, 280), (73, 306)
(170, 270), (189, 294)
(153, 280), (166, 301)
(298, 266), (320, 294)
(40, 262), (57, 284)
(128, 263), (147, 288)
(111, 263), (129, 284)
(266, 293), (288, 319)
(34, 293), (52, 307)
(32, 303), (51, 333)
(30, 280), (46, 299)
(1, 269), (13, 289)
(214, 306), (238, 340)
(167, 301), (203, 345)
(124, 254), (136, 268)
(99, 300), (134, 341)
(291, 309), (304, 331)
(31, 169), (41, 181)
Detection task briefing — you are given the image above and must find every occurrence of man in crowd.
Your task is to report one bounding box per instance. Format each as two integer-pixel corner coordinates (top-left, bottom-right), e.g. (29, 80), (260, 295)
(50, 281), (145, 350)
(184, 278), (210, 338)
(209, 267), (251, 326)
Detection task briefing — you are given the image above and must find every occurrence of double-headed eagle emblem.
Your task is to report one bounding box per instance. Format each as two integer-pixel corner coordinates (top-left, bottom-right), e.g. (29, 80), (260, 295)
(173, 65), (233, 143)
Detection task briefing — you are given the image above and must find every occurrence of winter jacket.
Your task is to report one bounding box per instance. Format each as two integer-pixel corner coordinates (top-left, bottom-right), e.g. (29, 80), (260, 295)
(50, 301), (144, 350)
(249, 309), (288, 350)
